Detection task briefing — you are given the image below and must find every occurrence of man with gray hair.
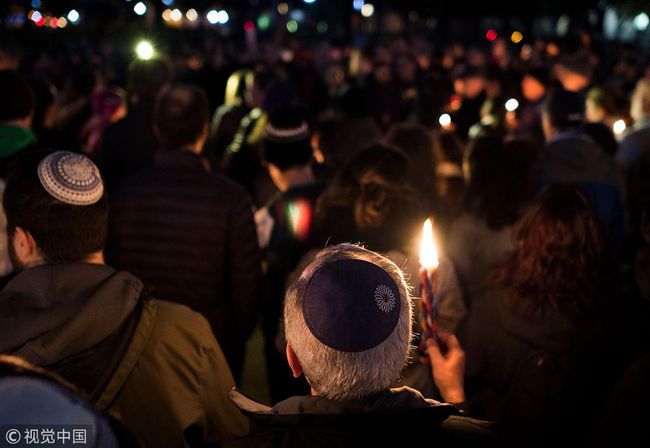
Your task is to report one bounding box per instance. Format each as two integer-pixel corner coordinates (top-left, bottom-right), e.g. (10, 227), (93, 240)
(229, 244), (495, 447)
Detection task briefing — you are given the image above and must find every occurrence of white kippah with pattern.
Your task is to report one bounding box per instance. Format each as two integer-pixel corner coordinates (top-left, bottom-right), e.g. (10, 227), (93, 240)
(37, 151), (104, 206)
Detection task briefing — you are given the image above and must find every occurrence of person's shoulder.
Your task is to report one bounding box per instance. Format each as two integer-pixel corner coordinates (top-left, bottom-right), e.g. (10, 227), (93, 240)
(441, 414), (499, 446)
(149, 299), (215, 343)
(206, 171), (250, 198)
(109, 166), (158, 197)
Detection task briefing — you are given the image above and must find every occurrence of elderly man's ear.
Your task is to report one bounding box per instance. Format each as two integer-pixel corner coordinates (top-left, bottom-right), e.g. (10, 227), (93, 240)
(286, 344), (303, 379)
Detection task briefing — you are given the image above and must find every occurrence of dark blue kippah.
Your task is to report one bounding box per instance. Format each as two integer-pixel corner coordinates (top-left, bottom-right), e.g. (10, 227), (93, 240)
(303, 258), (401, 352)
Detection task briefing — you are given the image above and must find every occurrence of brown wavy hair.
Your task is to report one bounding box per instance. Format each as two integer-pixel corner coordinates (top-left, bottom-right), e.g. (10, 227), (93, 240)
(491, 184), (604, 319)
(315, 144), (424, 251)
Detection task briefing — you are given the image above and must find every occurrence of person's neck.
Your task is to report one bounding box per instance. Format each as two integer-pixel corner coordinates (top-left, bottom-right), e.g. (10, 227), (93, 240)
(179, 141), (203, 155)
(23, 251), (105, 270)
(86, 252), (105, 265)
(277, 165), (314, 192)
(1, 118), (31, 130)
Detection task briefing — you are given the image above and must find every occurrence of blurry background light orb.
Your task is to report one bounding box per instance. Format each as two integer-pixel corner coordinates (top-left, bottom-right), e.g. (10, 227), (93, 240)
(170, 8), (182, 22)
(505, 98), (519, 112)
(439, 113), (452, 127)
(67, 9), (79, 23)
(216, 10), (229, 24)
(634, 12), (649, 31)
(206, 9), (219, 24)
(287, 20), (298, 33)
(186, 9), (198, 22)
(361, 3), (375, 18)
(133, 2), (147, 16)
(135, 41), (154, 60)
(257, 14), (271, 30)
(613, 119), (626, 135)
(511, 31), (523, 44)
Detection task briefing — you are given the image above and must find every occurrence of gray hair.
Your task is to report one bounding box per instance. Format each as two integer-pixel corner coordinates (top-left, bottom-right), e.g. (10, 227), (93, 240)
(284, 244), (413, 401)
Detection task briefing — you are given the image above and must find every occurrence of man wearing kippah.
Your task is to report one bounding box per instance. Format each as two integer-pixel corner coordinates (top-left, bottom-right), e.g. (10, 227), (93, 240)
(0, 151), (249, 447)
(228, 244), (495, 447)
(255, 105), (326, 403)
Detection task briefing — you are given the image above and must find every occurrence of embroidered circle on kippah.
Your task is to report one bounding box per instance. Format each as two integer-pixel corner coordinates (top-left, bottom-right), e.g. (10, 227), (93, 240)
(37, 152), (104, 206)
(374, 284), (397, 313)
(264, 122), (310, 143)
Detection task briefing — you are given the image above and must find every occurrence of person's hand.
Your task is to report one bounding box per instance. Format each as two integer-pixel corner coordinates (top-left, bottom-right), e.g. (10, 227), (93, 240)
(427, 331), (466, 405)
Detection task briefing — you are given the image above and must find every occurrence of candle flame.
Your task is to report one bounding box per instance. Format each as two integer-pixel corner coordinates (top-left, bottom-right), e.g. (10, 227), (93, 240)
(419, 218), (439, 270)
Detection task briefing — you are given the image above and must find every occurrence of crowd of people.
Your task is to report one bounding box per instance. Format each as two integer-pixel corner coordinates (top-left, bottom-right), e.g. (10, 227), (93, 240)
(0, 21), (649, 447)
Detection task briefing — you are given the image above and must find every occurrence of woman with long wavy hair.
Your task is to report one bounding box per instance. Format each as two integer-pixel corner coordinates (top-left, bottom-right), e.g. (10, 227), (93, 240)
(458, 184), (610, 447)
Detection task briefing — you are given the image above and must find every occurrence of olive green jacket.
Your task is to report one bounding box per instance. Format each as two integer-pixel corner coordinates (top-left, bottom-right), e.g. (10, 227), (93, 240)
(0, 263), (249, 448)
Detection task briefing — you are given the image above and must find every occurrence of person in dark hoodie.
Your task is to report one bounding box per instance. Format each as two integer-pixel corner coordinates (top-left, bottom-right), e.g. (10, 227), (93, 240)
(0, 150), (248, 447)
(534, 88), (624, 246)
(228, 244), (496, 448)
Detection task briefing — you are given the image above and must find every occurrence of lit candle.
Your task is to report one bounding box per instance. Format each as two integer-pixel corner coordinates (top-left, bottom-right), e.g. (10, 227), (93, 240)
(419, 218), (440, 349)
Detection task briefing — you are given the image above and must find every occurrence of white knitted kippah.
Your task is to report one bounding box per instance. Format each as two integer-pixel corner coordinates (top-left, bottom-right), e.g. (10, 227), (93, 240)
(264, 122), (310, 143)
(37, 152), (104, 206)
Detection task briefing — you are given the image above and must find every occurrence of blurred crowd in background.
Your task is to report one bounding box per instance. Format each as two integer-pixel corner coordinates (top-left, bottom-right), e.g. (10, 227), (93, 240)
(1, 2), (650, 446)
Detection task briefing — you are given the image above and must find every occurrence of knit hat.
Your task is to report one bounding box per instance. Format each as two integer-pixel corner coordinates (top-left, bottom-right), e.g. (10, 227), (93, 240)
(302, 258), (401, 352)
(0, 70), (35, 122)
(263, 105), (313, 170)
(37, 152), (104, 206)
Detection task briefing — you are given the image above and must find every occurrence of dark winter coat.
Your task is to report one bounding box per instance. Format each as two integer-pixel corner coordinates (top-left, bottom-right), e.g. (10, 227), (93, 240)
(458, 288), (609, 447)
(227, 387), (497, 448)
(107, 149), (262, 375)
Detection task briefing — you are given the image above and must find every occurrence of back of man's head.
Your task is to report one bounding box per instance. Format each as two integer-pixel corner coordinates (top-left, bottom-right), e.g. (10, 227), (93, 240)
(127, 58), (173, 102)
(263, 105), (313, 171)
(0, 70), (35, 124)
(154, 85), (209, 150)
(3, 151), (108, 264)
(542, 88), (585, 131)
(284, 244), (412, 401)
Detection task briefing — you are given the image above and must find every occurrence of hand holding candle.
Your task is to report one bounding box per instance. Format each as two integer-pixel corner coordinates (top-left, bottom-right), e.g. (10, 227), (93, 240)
(419, 218), (441, 350)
